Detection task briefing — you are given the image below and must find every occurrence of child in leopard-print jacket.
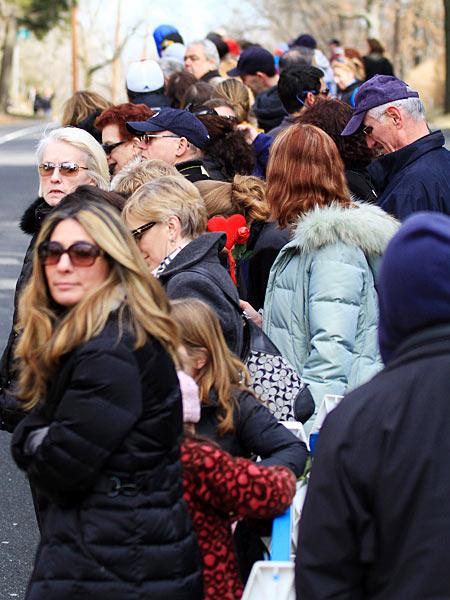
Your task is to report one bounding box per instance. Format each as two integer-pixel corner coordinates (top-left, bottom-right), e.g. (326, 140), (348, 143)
(174, 302), (297, 600)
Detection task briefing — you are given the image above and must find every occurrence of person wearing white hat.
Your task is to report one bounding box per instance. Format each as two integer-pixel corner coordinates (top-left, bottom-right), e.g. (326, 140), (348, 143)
(126, 59), (171, 111)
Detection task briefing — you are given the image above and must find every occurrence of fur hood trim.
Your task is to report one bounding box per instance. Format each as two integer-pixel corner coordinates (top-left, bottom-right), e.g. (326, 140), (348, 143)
(291, 202), (399, 255)
(20, 197), (49, 235)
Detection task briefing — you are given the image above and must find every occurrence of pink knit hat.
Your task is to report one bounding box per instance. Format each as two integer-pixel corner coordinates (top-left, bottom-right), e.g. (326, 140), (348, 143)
(177, 371), (201, 424)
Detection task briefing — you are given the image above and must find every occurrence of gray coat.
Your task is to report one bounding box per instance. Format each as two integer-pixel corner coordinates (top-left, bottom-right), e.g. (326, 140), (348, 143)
(158, 232), (243, 356)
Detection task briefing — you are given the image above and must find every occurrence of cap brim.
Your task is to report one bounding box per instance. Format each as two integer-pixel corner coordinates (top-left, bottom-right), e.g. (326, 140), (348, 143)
(341, 111), (365, 136)
(227, 66), (243, 77)
(126, 120), (165, 134)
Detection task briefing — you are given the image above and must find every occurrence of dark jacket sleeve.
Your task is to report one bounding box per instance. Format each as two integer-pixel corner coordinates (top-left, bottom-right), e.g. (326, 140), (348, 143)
(11, 343), (142, 502)
(252, 133), (272, 178)
(236, 391), (307, 477)
(295, 402), (377, 599)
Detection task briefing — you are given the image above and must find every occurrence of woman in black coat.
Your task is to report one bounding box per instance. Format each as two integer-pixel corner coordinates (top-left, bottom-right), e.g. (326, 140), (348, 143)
(11, 200), (202, 599)
(123, 175), (243, 356)
(0, 126), (110, 433)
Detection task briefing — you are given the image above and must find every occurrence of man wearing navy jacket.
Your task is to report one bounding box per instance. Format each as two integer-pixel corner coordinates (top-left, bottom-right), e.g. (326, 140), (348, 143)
(342, 75), (450, 220)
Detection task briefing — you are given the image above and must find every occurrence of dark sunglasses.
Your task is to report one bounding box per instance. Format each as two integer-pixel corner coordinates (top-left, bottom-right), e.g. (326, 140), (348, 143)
(362, 125), (374, 136)
(137, 134), (180, 144)
(131, 221), (157, 241)
(38, 162), (89, 177)
(102, 140), (126, 155)
(38, 241), (102, 267)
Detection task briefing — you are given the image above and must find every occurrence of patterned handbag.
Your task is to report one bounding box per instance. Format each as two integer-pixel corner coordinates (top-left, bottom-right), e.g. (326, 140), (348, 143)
(241, 318), (314, 422)
(189, 267), (314, 423)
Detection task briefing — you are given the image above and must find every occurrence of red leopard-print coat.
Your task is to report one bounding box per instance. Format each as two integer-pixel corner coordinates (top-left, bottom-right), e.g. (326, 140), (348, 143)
(181, 436), (296, 600)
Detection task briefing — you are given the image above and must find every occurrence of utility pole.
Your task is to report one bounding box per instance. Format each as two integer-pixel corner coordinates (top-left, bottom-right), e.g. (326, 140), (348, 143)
(112, 0), (122, 103)
(71, 1), (79, 94)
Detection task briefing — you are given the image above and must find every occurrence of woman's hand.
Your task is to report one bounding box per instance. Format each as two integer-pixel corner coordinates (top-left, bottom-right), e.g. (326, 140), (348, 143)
(240, 300), (263, 328)
(237, 123), (259, 145)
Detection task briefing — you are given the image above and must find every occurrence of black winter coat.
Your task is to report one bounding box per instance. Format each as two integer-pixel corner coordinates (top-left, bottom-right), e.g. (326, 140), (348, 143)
(296, 324), (450, 599)
(158, 232), (243, 356)
(197, 389), (307, 477)
(11, 315), (203, 600)
(0, 198), (51, 432)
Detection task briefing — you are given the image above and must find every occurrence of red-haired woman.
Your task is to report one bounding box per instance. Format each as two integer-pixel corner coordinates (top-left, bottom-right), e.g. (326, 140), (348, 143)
(262, 123), (399, 431)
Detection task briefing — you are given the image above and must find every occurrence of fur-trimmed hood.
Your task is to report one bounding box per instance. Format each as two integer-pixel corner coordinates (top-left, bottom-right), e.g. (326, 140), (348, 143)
(20, 197), (51, 235)
(291, 201), (399, 256)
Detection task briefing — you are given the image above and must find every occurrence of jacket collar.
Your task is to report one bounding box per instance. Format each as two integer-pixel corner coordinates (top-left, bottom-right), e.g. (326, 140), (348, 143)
(386, 323), (450, 369)
(176, 159), (209, 178)
(289, 201), (399, 256)
(158, 232), (226, 281)
(20, 197), (51, 235)
(368, 130), (444, 193)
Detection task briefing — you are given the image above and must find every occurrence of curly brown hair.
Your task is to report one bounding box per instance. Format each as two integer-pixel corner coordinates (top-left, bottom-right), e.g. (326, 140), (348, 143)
(296, 98), (375, 168)
(196, 114), (255, 179)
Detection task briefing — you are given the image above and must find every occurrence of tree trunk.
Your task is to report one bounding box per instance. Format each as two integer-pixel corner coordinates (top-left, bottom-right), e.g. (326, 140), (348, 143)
(444, 0), (450, 112)
(0, 14), (18, 113)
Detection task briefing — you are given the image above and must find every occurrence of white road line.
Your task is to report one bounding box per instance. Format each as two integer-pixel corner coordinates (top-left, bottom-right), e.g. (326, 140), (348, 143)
(0, 278), (17, 290)
(0, 122), (57, 146)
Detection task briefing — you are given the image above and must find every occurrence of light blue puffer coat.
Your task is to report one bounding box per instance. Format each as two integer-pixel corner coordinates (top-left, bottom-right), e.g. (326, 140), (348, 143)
(263, 202), (399, 428)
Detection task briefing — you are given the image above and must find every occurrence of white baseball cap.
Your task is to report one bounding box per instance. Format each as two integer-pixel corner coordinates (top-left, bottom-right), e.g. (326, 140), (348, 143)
(126, 59), (164, 93)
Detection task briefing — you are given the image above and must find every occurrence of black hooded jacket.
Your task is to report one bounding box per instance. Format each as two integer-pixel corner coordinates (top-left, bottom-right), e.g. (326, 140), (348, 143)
(0, 198), (51, 432)
(158, 232), (243, 356)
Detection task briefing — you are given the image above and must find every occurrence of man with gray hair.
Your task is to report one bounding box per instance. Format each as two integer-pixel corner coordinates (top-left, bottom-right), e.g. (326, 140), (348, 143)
(342, 75), (450, 220)
(184, 39), (222, 84)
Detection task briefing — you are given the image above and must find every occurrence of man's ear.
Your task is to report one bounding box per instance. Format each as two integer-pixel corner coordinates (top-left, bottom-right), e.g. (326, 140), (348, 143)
(305, 91), (316, 107)
(386, 106), (403, 127)
(175, 136), (189, 157)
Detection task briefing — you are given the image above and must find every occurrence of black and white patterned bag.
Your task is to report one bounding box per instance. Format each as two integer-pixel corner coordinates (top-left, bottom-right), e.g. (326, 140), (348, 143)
(242, 318), (314, 422)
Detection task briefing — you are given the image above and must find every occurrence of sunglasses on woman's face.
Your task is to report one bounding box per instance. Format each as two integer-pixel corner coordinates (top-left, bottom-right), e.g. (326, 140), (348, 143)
(38, 240), (102, 267)
(102, 140), (126, 155)
(38, 162), (89, 177)
(131, 221), (157, 242)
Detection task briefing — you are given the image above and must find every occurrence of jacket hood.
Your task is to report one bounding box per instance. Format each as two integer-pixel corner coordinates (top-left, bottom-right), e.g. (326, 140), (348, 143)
(291, 201), (399, 256)
(158, 232), (226, 280)
(20, 197), (51, 235)
(378, 212), (450, 364)
(368, 130), (445, 193)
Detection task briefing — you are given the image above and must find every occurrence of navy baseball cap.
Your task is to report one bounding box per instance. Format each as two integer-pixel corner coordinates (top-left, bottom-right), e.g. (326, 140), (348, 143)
(341, 75), (420, 136)
(126, 108), (210, 149)
(227, 46), (276, 77)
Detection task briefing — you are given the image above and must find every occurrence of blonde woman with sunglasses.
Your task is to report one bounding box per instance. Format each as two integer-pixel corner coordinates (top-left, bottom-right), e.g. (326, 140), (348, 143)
(0, 127), (109, 434)
(11, 200), (202, 600)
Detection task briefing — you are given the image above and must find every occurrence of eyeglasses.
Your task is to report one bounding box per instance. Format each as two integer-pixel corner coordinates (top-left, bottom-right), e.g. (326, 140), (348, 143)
(102, 140), (126, 155)
(131, 221), (157, 241)
(138, 134), (180, 144)
(38, 241), (102, 267)
(362, 125), (374, 136)
(296, 88), (330, 106)
(38, 162), (89, 177)
(185, 103), (218, 117)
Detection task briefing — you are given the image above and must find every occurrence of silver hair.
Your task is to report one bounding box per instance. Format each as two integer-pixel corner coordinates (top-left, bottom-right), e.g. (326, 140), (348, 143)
(188, 39), (220, 69)
(37, 126), (110, 191)
(367, 97), (426, 122)
(159, 57), (184, 79)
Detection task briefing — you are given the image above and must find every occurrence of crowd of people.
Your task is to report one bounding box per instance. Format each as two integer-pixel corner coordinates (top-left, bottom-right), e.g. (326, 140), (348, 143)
(1, 23), (450, 600)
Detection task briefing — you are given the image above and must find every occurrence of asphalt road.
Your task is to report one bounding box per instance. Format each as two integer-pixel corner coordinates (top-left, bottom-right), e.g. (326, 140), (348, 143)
(0, 120), (50, 600)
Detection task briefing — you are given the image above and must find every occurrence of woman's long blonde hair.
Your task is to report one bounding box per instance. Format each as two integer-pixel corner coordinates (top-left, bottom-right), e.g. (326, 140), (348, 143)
(170, 298), (249, 436)
(15, 201), (179, 410)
